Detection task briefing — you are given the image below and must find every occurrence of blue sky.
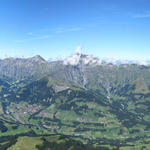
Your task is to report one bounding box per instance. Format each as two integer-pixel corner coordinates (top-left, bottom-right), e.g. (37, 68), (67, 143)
(0, 0), (150, 60)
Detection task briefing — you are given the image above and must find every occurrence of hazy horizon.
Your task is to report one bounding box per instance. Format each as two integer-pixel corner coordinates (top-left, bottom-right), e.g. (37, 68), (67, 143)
(1, 46), (150, 63)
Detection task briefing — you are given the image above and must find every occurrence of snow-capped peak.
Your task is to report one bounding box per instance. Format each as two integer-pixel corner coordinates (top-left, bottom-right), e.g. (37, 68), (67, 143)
(64, 53), (150, 66)
(63, 53), (102, 66)
(64, 53), (81, 65)
(63, 47), (150, 66)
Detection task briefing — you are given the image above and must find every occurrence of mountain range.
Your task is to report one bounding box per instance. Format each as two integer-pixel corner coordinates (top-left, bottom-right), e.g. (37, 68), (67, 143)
(1, 53), (150, 149)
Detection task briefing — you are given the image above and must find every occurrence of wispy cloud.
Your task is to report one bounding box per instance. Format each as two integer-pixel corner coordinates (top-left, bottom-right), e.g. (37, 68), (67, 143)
(132, 12), (150, 18)
(31, 26), (85, 35)
(67, 27), (85, 32)
(15, 35), (49, 43)
(34, 35), (49, 40)
(55, 27), (85, 34)
(27, 32), (33, 36)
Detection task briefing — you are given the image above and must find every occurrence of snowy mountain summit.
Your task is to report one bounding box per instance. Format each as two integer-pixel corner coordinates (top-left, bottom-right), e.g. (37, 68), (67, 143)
(63, 46), (150, 66)
(64, 53), (150, 66)
(63, 53), (102, 66)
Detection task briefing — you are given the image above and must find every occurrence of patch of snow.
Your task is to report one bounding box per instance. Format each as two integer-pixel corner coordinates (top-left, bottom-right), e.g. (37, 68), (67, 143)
(64, 53), (81, 65)
(64, 53), (102, 66)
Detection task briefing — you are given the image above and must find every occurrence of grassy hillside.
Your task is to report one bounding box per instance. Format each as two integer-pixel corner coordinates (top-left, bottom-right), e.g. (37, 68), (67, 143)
(1, 62), (150, 149)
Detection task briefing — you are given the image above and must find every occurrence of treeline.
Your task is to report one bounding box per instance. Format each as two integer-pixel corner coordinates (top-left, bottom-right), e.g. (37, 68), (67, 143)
(36, 137), (111, 150)
(0, 136), (17, 150)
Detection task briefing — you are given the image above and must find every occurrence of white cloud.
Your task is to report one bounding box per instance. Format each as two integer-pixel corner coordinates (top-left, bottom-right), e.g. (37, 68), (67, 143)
(75, 46), (82, 54)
